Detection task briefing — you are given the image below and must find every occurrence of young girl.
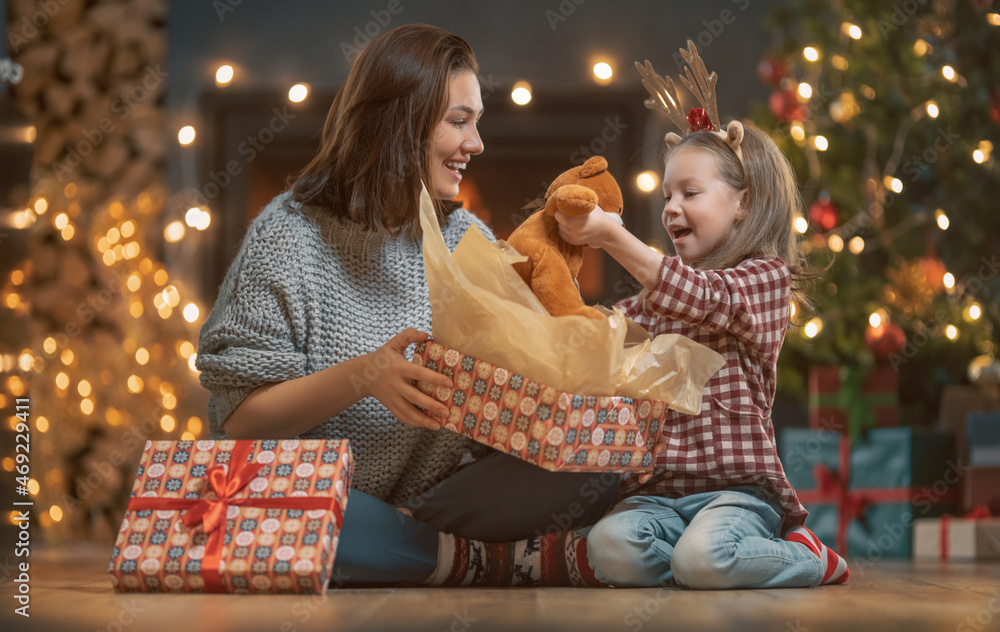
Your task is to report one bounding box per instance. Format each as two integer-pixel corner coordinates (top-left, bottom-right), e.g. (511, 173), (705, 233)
(554, 122), (849, 588)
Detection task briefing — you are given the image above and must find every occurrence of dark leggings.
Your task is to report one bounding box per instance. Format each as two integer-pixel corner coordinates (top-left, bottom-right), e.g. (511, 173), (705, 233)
(332, 450), (620, 584)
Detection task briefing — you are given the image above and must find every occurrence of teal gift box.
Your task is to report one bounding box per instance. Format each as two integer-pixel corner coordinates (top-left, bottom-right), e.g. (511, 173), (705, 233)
(780, 427), (957, 558)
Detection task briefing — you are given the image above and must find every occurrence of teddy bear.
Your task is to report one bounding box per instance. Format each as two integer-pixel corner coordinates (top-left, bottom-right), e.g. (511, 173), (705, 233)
(507, 155), (623, 320)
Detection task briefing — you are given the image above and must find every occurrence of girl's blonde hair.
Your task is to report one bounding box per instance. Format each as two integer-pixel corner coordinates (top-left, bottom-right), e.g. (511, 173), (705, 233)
(664, 121), (821, 308)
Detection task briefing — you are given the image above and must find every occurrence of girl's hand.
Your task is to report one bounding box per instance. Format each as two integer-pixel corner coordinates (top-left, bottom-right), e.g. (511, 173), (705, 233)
(636, 432), (668, 485)
(554, 208), (618, 248)
(362, 328), (452, 431)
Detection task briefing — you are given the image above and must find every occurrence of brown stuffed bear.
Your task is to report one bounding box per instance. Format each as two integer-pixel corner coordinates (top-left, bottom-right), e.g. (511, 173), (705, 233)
(507, 155), (623, 320)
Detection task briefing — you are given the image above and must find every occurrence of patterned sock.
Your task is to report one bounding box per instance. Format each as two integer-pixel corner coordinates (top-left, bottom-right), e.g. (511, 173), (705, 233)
(785, 525), (850, 585)
(424, 531), (605, 587)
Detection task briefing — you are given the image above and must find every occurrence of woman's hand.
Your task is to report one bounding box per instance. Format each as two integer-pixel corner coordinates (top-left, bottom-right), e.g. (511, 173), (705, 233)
(361, 328), (452, 431)
(636, 432), (668, 485)
(554, 207), (618, 248)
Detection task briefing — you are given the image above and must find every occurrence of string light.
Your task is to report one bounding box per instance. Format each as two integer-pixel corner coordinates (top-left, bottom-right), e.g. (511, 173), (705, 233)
(842, 23), (862, 39)
(813, 136), (829, 151)
(182, 303), (200, 323)
(797, 82), (813, 99)
(790, 122), (806, 142)
(635, 171), (658, 192)
(165, 221), (185, 243)
(288, 83), (309, 103)
(869, 311), (883, 328)
(941, 65), (956, 82)
(989, 13), (1000, 26)
(883, 176), (903, 193)
(215, 64), (234, 85)
(935, 209), (950, 230)
(945, 325), (959, 340)
(178, 126), (196, 145)
(593, 62), (613, 82)
(827, 234), (844, 253)
(793, 216), (808, 234)
(831, 54), (849, 70)
(943, 273), (955, 289)
(511, 81), (532, 106)
(49, 506), (63, 522)
(34, 198), (48, 214)
(161, 414), (176, 432)
(804, 317), (823, 338)
(925, 101), (939, 118)
(914, 39), (931, 56)
(965, 304), (982, 321)
(848, 236), (865, 254)
(803, 47), (820, 62)
(127, 375), (144, 394)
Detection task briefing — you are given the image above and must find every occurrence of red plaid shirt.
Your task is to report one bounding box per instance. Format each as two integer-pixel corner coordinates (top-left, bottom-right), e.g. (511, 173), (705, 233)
(615, 254), (807, 530)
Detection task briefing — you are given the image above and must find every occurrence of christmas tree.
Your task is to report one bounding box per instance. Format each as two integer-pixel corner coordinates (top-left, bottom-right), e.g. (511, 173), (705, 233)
(754, 0), (1000, 423)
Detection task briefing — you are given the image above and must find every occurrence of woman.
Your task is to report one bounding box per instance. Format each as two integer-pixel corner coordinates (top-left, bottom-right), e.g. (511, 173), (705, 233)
(197, 23), (617, 585)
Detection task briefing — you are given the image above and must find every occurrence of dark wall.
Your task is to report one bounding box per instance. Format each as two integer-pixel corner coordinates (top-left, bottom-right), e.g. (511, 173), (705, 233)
(165, 0), (777, 298)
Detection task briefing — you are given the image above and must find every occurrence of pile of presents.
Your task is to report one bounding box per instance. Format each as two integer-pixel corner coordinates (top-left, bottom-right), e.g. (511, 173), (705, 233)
(780, 366), (1000, 562)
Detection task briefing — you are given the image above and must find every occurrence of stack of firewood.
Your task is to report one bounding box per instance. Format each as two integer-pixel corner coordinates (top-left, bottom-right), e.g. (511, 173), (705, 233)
(10, 0), (166, 197)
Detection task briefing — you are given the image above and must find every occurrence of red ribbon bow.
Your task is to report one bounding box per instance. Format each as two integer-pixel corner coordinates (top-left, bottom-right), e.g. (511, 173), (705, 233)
(796, 435), (914, 555)
(127, 441), (343, 592)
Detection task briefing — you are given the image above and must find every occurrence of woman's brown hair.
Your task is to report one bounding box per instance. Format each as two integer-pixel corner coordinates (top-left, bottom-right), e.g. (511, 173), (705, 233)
(291, 24), (478, 235)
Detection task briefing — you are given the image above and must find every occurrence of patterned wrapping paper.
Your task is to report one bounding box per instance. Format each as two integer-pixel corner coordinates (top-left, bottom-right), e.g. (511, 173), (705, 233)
(108, 439), (352, 594)
(412, 340), (658, 473)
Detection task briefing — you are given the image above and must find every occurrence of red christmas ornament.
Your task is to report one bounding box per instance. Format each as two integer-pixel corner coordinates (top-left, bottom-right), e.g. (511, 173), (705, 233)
(687, 107), (713, 132)
(809, 194), (839, 231)
(756, 57), (788, 86)
(866, 322), (906, 360)
(769, 88), (805, 122)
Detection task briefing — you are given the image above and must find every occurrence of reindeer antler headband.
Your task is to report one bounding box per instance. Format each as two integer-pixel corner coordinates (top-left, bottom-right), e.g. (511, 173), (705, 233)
(635, 40), (744, 165)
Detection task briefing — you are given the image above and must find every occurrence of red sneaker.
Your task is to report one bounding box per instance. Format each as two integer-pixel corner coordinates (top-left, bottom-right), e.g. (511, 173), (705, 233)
(786, 526), (850, 585)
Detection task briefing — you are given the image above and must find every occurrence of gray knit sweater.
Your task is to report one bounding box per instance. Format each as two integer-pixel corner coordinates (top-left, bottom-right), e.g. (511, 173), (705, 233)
(196, 191), (494, 505)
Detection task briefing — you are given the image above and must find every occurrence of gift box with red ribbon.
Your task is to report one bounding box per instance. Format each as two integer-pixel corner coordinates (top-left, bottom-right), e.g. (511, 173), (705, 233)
(412, 340), (658, 473)
(912, 509), (1000, 561)
(108, 439), (352, 593)
(808, 365), (899, 439)
(781, 427), (956, 557)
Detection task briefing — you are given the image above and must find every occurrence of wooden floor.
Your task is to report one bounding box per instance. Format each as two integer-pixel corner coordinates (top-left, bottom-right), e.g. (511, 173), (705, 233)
(5, 544), (999, 632)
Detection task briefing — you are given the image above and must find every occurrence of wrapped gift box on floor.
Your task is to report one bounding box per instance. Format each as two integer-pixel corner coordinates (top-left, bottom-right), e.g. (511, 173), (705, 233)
(965, 467), (1000, 513)
(413, 340), (659, 473)
(913, 514), (1000, 561)
(939, 385), (1000, 460)
(967, 411), (1000, 467)
(808, 366), (899, 436)
(780, 427), (956, 557)
(109, 439), (352, 594)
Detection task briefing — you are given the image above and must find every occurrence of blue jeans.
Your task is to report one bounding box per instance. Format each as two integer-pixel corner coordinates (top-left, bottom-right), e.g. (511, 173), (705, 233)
(583, 487), (825, 588)
(332, 450), (620, 584)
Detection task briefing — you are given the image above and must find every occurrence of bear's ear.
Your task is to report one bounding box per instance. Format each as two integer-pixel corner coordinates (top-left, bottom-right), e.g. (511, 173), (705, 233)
(664, 132), (683, 149)
(579, 155), (608, 178)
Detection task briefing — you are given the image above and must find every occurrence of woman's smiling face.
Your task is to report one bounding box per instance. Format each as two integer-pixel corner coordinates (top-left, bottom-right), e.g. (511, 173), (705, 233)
(429, 70), (485, 200)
